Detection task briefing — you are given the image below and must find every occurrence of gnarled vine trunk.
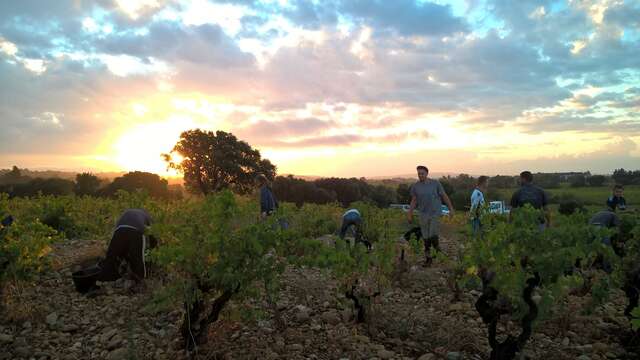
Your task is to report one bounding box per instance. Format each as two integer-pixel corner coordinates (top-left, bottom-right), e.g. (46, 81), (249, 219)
(475, 274), (541, 360)
(181, 283), (238, 354)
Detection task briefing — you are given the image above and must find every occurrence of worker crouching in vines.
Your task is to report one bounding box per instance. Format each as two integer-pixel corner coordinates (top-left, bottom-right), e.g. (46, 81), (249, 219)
(589, 209), (622, 273)
(72, 209), (157, 294)
(407, 165), (455, 267)
(339, 208), (371, 250)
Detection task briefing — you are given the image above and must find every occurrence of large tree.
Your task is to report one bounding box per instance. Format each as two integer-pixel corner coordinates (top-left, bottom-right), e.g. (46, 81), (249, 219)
(165, 129), (276, 195)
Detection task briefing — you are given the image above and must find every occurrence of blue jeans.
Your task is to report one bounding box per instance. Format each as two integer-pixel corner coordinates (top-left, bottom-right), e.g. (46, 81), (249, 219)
(471, 218), (482, 237)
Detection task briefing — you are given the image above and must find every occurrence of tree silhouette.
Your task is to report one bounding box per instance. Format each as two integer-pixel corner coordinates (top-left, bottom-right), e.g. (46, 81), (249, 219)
(103, 171), (170, 198)
(74, 173), (101, 196)
(164, 129), (276, 195)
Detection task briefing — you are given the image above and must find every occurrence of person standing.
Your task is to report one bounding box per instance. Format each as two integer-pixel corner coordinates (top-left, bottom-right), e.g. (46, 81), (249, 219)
(407, 165), (455, 266)
(607, 184), (627, 212)
(470, 176), (489, 237)
(257, 174), (278, 219)
(509, 171), (551, 228)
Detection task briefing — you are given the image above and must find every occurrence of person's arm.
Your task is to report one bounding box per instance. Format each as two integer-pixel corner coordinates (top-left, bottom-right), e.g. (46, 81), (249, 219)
(441, 192), (455, 218)
(438, 182), (455, 217)
(408, 195), (417, 223)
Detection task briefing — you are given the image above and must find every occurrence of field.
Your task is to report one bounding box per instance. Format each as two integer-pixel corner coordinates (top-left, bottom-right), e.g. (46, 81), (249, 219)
(1, 193), (640, 360)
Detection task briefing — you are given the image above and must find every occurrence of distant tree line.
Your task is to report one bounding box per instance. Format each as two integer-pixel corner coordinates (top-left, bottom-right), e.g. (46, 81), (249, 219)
(273, 175), (396, 208)
(0, 166), (180, 198)
(612, 168), (640, 185)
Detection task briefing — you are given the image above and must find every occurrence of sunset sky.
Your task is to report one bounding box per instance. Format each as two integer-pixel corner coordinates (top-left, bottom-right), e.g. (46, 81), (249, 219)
(0, 0), (639, 178)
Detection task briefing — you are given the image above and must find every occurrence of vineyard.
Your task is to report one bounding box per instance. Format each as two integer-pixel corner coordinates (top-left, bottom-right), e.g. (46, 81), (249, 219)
(0, 192), (639, 360)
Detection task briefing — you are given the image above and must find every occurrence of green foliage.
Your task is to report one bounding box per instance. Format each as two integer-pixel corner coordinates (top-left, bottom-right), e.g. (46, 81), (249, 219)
(461, 205), (612, 321)
(149, 191), (288, 309)
(631, 306), (640, 331)
(0, 217), (61, 289)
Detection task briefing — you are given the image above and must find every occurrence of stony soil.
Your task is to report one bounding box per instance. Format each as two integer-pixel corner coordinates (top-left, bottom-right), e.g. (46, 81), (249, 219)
(1, 225), (638, 360)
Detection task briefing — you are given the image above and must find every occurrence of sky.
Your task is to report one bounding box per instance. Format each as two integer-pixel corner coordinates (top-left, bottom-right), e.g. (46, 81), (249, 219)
(0, 0), (639, 178)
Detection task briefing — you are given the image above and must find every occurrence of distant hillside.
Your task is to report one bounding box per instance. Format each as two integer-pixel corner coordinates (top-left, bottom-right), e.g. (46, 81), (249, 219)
(0, 168), (183, 184)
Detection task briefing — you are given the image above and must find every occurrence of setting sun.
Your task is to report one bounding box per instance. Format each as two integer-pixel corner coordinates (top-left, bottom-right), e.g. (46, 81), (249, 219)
(113, 119), (191, 176)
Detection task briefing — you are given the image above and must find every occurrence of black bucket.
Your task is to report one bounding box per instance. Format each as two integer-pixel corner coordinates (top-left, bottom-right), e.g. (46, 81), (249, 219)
(72, 266), (101, 294)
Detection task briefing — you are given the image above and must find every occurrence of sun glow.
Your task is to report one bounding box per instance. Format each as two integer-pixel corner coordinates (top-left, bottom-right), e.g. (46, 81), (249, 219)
(113, 118), (193, 176)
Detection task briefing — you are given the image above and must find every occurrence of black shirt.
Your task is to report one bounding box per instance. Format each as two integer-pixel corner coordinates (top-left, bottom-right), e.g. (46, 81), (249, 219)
(115, 209), (152, 233)
(510, 183), (549, 210)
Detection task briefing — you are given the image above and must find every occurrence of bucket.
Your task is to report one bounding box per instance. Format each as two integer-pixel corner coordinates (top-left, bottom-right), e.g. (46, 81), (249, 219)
(71, 265), (101, 294)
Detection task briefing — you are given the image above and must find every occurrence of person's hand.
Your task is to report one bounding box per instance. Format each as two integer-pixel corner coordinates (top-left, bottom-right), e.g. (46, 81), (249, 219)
(448, 210), (455, 219)
(260, 212), (267, 220)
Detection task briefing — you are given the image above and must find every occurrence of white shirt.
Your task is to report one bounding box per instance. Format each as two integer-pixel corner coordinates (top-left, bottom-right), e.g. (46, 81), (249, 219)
(470, 188), (485, 218)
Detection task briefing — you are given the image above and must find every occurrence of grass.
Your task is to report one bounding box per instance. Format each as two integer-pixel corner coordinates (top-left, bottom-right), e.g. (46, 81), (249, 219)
(494, 185), (640, 207)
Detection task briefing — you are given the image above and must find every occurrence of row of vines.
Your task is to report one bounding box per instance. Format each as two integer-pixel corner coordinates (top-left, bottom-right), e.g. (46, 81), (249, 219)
(1, 191), (639, 359)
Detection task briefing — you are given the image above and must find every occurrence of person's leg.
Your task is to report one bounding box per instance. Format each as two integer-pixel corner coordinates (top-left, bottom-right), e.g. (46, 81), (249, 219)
(125, 230), (147, 282)
(471, 218), (480, 238)
(419, 213), (433, 266)
(96, 229), (129, 282)
(424, 217), (441, 266)
(339, 219), (350, 239)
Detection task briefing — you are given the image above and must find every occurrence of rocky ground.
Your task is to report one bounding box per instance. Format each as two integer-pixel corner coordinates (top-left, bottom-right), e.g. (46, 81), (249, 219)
(1, 225), (639, 359)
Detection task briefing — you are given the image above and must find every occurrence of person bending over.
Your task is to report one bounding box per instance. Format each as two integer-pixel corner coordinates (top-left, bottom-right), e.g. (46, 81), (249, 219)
(339, 208), (371, 250)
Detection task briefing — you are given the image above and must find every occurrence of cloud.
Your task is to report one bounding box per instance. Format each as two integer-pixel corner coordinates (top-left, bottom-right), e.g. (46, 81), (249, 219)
(97, 21), (256, 66)
(339, 0), (467, 36)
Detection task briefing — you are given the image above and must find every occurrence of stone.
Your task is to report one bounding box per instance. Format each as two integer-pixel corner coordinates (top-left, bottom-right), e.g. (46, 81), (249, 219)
(322, 311), (341, 325)
(107, 348), (128, 360)
(448, 303), (464, 312)
(101, 328), (118, 343)
(289, 343), (304, 352)
(14, 347), (31, 358)
(107, 336), (122, 350)
(418, 354), (436, 360)
(577, 356), (590, 360)
(61, 324), (79, 333)
(447, 352), (462, 360)
(355, 335), (370, 343)
(378, 350), (395, 359)
(46, 312), (58, 328)
(296, 308), (310, 323)
(0, 334), (13, 343)
(593, 342), (608, 353)
(562, 337), (570, 346)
